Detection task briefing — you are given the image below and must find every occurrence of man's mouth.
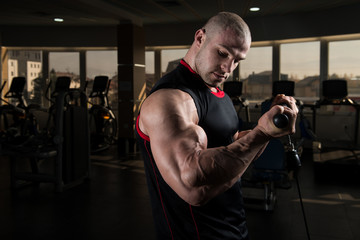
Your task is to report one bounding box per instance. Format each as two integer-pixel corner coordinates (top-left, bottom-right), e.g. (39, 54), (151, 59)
(213, 72), (226, 80)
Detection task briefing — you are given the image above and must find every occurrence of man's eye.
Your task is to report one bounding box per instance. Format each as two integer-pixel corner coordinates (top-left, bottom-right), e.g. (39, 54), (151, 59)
(218, 50), (228, 57)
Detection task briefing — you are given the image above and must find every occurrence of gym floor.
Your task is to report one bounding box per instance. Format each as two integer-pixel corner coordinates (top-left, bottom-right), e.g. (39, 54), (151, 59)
(0, 146), (359, 240)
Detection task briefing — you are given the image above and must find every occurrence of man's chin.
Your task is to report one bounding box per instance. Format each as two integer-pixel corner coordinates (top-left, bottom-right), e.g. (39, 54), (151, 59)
(204, 76), (227, 88)
(204, 81), (218, 88)
(212, 79), (226, 87)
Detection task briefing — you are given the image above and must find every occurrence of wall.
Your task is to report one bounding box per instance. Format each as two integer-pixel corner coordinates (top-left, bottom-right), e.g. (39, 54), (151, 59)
(0, 26), (118, 47)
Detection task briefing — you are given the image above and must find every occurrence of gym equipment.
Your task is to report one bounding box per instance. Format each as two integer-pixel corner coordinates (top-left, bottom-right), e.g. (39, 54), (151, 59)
(272, 80), (294, 97)
(243, 100), (293, 211)
(273, 113), (311, 240)
(322, 79), (348, 101)
(87, 76), (117, 152)
(0, 77), (39, 145)
(243, 81), (314, 212)
(313, 79), (359, 146)
(304, 79), (360, 183)
(2, 76), (90, 192)
(269, 81), (311, 239)
(223, 81), (252, 128)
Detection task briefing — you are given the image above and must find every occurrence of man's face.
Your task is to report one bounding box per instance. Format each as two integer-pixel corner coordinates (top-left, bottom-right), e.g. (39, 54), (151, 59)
(194, 28), (250, 88)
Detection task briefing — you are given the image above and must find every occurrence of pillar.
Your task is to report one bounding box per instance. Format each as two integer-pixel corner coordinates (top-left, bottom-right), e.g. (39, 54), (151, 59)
(319, 40), (329, 99)
(272, 43), (280, 82)
(117, 23), (145, 155)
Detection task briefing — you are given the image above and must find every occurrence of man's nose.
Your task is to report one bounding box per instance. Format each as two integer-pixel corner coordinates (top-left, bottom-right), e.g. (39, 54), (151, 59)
(221, 60), (235, 73)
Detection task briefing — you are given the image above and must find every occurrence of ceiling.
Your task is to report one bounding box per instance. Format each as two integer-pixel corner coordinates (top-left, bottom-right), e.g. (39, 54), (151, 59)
(0, 0), (359, 27)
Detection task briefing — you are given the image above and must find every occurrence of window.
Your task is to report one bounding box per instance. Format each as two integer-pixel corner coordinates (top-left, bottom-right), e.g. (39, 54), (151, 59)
(145, 51), (155, 95)
(329, 39), (360, 98)
(86, 50), (118, 113)
(3, 51), (43, 105)
(240, 46), (272, 100)
(49, 52), (80, 88)
(281, 41), (320, 99)
(161, 49), (188, 75)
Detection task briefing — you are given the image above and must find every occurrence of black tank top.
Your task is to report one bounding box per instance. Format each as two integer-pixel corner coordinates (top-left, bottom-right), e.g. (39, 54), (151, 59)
(136, 60), (248, 240)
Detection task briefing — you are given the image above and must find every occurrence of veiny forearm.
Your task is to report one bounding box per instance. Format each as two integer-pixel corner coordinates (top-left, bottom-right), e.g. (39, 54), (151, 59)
(180, 127), (270, 204)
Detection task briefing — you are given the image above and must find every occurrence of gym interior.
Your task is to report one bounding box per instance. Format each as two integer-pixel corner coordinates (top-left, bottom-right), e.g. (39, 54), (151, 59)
(1, 1), (360, 239)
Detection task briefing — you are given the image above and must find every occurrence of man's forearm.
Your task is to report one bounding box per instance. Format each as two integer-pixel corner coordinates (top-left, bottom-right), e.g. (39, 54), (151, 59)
(195, 127), (271, 186)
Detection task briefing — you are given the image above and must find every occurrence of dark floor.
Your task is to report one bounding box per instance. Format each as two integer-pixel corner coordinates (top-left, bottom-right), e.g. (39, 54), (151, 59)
(1, 145), (360, 240)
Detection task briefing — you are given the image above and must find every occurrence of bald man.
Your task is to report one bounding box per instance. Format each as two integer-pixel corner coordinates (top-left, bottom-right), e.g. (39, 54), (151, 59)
(136, 12), (298, 240)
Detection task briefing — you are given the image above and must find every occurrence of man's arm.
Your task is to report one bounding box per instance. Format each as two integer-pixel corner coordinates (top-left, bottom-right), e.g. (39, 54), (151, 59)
(139, 89), (296, 206)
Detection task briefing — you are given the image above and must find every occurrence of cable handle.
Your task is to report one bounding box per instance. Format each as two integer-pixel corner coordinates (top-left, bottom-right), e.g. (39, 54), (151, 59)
(273, 113), (289, 128)
(273, 105), (310, 240)
(273, 103), (290, 128)
(272, 104), (302, 169)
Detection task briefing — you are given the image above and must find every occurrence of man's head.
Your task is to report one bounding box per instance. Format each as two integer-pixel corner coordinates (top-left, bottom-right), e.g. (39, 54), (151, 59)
(202, 12), (251, 44)
(184, 12), (251, 88)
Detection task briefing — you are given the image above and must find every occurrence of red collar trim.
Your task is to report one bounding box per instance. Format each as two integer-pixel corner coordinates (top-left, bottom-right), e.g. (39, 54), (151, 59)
(180, 59), (197, 74)
(136, 114), (150, 142)
(180, 59), (225, 98)
(211, 89), (225, 98)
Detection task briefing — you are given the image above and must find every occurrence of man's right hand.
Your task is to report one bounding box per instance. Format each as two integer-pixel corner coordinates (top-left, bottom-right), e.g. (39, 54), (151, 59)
(256, 94), (298, 138)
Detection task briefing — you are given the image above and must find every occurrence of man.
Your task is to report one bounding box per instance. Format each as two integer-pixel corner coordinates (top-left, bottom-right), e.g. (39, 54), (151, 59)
(136, 12), (298, 240)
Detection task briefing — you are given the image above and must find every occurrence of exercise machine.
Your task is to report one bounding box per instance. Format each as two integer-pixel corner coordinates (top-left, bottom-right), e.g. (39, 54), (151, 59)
(2, 76), (90, 192)
(0, 77), (39, 146)
(87, 76), (117, 152)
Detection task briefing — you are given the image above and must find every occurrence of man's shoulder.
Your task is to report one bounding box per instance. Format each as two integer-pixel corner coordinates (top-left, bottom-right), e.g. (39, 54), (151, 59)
(150, 64), (186, 93)
(140, 88), (199, 133)
(145, 88), (193, 107)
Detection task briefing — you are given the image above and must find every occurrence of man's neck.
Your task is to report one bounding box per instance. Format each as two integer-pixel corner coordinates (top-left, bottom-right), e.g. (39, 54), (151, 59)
(181, 58), (219, 93)
(203, 81), (219, 93)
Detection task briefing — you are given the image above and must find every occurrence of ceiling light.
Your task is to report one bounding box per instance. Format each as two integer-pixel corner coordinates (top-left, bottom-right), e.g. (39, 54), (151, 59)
(250, 7), (260, 12)
(54, 18), (64, 22)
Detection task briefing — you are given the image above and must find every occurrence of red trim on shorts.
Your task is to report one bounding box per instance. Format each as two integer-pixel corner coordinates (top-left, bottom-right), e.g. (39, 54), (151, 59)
(136, 114), (150, 142)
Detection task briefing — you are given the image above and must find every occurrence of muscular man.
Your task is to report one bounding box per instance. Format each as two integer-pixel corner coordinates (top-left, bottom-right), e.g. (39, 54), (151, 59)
(136, 12), (298, 240)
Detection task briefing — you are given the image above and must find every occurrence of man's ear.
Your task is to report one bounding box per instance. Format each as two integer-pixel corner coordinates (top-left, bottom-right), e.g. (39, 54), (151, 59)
(194, 29), (206, 47)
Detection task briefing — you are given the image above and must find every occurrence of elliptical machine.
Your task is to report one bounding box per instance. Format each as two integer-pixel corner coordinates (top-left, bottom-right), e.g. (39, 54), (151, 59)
(0, 77), (39, 145)
(87, 76), (117, 153)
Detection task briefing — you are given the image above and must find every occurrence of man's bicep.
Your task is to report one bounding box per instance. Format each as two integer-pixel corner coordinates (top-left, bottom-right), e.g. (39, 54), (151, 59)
(141, 90), (207, 199)
(149, 122), (208, 200)
(145, 102), (207, 185)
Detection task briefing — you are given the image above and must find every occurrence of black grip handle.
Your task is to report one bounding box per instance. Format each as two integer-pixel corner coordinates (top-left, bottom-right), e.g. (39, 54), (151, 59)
(273, 113), (289, 128)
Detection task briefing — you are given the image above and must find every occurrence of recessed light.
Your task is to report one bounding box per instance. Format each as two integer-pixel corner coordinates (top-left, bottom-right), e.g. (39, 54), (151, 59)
(250, 7), (260, 12)
(54, 18), (64, 22)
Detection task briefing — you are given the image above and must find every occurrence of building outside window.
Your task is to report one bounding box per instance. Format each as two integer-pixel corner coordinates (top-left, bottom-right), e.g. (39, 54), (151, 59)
(49, 52), (80, 89)
(4, 50), (42, 105)
(86, 50), (118, 114)
(281, 41), (320, 100)
(240, 46), (272, 100)
(329, 39), (360, 99)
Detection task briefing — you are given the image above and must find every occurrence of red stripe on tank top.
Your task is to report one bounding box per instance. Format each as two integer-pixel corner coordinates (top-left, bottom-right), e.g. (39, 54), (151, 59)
(144, 139), (174, 240)
(136, 114), (150, 142)
(189, 204), (201, 240)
